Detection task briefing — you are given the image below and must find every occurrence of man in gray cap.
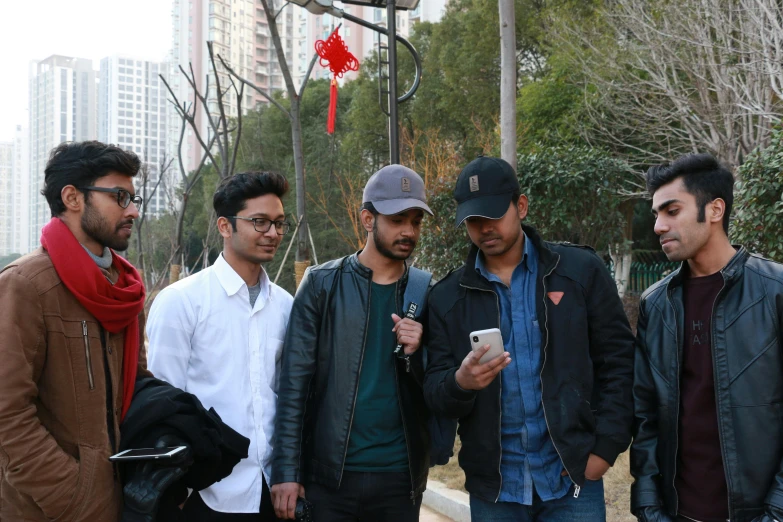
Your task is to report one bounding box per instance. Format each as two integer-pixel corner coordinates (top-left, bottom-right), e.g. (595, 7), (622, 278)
(270, 165), (434, 521)
(423, 156), (634, 521)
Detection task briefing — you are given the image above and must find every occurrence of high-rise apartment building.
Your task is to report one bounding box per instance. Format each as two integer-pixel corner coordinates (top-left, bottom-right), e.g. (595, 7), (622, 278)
(0, 141), (13, 256)
(99, 56), (170, 216)
(0, 125), (30, 256)
(168, 0), (297, 172)
(28, 55), (97, 248)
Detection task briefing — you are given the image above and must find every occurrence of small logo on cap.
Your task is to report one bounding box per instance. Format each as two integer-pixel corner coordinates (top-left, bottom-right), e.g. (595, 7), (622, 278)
(401, 177), (411, 192)
(469, 175), (480, 192)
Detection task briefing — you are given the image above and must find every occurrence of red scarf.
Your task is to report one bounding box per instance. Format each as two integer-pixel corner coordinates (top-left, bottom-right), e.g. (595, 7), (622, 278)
(40, 217), (145, 421)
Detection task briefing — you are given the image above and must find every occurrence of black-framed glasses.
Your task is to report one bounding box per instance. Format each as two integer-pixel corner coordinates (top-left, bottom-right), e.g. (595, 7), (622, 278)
(229, 216), (292, 235)
(79, 186), (143, 209)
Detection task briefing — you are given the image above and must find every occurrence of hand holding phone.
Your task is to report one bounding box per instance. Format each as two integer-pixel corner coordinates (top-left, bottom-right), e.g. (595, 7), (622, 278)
(455, 328), (511, 391)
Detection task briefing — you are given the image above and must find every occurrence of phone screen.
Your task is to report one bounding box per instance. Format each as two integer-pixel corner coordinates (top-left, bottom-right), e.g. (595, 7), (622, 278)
(109, 446), (186, 461)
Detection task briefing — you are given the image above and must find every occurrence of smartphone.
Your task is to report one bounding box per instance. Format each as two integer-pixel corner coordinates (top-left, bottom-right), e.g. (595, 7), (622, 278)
(469, 328), (505, 364)
(109, 446), (188, 462)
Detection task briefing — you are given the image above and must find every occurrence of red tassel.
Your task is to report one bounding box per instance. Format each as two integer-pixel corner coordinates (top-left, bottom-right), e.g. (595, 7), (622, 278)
(327, 78), (338, 134)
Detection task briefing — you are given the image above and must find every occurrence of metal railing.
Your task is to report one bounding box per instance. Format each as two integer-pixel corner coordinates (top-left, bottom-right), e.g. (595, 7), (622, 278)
(606, 255), (679, 294)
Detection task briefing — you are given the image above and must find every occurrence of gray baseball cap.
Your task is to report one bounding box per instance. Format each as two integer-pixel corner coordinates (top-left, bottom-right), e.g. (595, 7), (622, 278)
(362, 164), (433, 216)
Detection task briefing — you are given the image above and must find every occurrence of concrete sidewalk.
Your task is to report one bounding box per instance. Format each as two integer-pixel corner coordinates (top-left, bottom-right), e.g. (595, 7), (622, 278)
(421, 505), (455, 521)
(422, 479), (470, 522)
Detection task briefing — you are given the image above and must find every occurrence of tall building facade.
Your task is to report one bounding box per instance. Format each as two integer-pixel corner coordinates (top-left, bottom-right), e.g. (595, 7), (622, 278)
(0, 141), (13, 256)
(28, 55), (97, 248)
(99, 56), (170, 216)
(168, 0), (297, 172)
(0, 125), (29, 256)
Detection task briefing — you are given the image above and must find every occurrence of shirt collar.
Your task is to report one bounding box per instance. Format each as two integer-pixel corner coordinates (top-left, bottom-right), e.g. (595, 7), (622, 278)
(214, 253), (272, 303)
(475, 232), (536, 281)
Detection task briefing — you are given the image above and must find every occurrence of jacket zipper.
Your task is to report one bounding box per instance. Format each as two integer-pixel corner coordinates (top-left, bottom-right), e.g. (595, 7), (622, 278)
(460, 282), (504, 502)
(666, 291), (681, 514)
(709, 276), (732, 520)
(82, 321), (95, 390)
(393, 278), (418, 504)
(537, 256), (581, 498)
(337, 275), (372, 488)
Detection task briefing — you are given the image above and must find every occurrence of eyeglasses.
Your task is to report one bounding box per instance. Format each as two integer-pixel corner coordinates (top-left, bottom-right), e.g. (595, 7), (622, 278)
(229, 216), (292, 235)
(79, 186), (143, 210)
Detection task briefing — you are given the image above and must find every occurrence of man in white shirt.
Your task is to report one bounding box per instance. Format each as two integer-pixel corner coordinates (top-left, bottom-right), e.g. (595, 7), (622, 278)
(147, 171), (294, 521)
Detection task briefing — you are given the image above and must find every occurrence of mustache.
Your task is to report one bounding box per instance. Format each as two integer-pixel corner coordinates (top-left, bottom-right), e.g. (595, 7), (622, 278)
(659, 234), (678, 243)
(116, 220), (134, 230)
(480, 234), (502, 243)
(394, 239), (416, 246)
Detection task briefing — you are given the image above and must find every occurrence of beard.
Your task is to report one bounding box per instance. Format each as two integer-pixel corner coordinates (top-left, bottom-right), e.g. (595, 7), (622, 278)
(373, 222), (416, 261)
(81, 203), (132, 252)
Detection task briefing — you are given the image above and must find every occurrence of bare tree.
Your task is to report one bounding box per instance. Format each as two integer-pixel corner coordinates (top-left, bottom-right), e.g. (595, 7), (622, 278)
(134, 154), (173, 288)
(217, 0), (322, 287)
(160, 37), (252, 284)
(556, 0), (783, 166)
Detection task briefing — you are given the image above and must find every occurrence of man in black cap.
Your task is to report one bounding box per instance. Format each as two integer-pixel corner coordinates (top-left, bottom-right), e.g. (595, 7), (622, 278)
(423, 156), (634, 521)
(270, 165), (433, 522)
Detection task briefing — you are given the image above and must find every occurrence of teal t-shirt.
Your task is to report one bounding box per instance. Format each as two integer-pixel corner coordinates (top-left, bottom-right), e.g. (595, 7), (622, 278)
(344, 281), (409, 472)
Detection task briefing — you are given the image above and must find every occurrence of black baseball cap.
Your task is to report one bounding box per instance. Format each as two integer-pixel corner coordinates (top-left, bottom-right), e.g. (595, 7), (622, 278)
(453, 156), (520, 227)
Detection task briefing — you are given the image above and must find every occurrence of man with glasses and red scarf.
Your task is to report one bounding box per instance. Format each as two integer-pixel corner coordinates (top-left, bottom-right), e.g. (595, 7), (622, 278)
(0, 141), (149, 521)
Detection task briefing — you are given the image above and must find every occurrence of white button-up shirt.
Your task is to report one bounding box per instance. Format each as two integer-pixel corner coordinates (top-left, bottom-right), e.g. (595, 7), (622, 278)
(146, 253), (293, 513)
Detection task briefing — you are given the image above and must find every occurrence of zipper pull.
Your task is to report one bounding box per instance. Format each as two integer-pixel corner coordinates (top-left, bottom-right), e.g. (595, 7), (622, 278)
(405, 356), (411, 373)
(82, 321), (88, 336)
(573, 485), (581, 499)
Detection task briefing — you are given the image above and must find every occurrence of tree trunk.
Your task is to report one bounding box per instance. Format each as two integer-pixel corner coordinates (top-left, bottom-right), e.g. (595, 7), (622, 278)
(170, 194), (190, 285)
(611, 200), (636, 299)
(135, 221), (146, 288)
(291, 98), (310, 287)
(499, 0), (517, 168)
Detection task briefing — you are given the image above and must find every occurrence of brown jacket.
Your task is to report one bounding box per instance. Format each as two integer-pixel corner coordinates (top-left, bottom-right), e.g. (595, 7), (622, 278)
(0, 248), (151, 522)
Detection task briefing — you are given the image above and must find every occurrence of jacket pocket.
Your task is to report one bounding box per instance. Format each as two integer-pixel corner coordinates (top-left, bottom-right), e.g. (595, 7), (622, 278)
(52, 446), (98, 521)
(81, 321), (95, 390)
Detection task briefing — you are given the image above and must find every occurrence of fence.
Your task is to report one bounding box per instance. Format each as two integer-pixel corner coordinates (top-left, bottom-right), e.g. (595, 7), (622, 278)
(606, 255), (679, 294)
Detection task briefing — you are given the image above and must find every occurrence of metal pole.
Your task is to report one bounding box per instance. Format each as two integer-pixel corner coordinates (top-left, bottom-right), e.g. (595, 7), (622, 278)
(499, 0), (516, 168)
(386, 0), (400, 164)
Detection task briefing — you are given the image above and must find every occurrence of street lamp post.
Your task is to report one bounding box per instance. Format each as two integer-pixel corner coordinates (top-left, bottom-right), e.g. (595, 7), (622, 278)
(289, 0), (422, 165)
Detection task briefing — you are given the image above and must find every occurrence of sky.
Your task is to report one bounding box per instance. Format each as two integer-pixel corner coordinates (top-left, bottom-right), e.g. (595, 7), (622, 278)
(0, 0), (173, 141)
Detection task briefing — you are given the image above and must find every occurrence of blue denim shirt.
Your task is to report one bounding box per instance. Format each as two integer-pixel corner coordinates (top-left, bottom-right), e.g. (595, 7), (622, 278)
(475, 234), (570, 504)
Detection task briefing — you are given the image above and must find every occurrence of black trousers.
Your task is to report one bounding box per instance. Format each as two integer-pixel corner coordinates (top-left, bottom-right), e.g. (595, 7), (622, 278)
(306, 471), (422, 522)
(182, 476), (279, 521)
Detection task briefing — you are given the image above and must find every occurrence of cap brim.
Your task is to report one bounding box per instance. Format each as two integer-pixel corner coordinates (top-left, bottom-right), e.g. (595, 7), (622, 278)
(373, 199), (434, 216)
(455, 193), (514, 227)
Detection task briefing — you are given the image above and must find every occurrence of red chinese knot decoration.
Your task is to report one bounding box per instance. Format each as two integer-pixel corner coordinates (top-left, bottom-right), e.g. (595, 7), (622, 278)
(315, 27), (359, 134)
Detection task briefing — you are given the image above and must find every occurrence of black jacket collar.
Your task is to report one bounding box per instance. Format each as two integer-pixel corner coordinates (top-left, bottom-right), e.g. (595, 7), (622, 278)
(667, 246), (750, 290)
(459, 224), (559, 288)
(346, 250), (411, 287)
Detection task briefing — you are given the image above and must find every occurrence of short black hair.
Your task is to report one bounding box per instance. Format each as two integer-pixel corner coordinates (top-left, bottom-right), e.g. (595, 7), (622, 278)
(361, 201), (379, 215)
(646, 153), (735, 234)
(42, 141), (141, 216)
(213, 171), (290, 231)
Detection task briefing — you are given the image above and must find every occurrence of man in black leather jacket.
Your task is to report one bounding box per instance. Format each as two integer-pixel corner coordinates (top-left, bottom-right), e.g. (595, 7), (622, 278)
(632, 153), (783, 522)
(425, 157), (635, 521)
(270, 165), (433, 522)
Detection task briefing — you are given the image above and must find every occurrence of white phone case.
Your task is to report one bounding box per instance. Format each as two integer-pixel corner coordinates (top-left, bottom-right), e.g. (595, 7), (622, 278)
(469, 328), (505, 364)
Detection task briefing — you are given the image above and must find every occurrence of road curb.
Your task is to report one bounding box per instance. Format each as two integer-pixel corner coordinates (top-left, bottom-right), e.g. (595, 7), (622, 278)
(422, 479), (471, 522)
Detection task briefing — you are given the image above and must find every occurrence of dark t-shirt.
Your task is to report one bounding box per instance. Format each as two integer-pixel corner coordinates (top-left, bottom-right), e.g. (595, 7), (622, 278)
(344, 281), (409, 472)
(676, 271), (728, 522)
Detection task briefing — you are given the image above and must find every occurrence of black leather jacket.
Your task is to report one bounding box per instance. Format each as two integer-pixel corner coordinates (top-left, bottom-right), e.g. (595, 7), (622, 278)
(271, 254), (430, 497)
(631, 247), (783, 522)
(424, 225), (635, 502)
